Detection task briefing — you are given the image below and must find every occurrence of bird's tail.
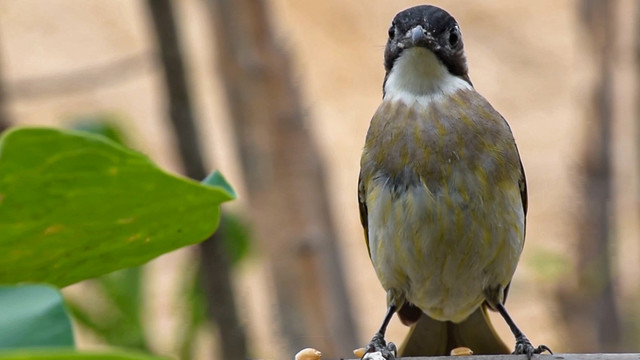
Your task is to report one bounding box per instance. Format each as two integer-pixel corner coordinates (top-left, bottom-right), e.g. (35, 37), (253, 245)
(398, 305), (510, 356)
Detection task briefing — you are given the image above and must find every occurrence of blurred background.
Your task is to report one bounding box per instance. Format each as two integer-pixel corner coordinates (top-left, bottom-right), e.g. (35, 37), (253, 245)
(0, 0), (639, 358)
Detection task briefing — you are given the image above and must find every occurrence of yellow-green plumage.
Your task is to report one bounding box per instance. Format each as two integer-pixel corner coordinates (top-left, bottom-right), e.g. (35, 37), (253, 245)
(359, 87), (526, 322)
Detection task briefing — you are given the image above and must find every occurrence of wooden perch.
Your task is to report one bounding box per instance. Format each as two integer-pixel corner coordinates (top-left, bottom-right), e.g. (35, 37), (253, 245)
(295, 347), (639, 360)
(345, 355), (640, 360)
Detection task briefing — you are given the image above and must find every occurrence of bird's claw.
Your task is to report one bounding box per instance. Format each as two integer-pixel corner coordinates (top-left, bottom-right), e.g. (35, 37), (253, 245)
(513, 334), (552, 359)
(361, 332), (397, 360)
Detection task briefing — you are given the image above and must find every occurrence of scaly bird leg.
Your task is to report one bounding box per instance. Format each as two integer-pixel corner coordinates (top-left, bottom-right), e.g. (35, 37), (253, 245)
(495, 303), (552, 359)
(362, 305), (398, 360)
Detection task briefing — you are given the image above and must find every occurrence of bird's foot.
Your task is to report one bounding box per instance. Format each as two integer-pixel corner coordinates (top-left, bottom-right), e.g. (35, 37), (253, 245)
(361, 332), (396, 360)
(513, 334), (552, 359)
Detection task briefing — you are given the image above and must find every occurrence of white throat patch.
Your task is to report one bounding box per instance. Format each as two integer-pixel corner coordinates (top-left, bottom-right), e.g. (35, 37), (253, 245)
(383, 47), (471, 105)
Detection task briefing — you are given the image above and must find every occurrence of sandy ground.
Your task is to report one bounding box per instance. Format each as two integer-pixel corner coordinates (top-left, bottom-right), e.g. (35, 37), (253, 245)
(2, 0), (640, 358)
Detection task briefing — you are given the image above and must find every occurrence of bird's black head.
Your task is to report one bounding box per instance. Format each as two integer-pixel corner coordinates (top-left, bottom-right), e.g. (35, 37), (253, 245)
(384, 5), (469, 82)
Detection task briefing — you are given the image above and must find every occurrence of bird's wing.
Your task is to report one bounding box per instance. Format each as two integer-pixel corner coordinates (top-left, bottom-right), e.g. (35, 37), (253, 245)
(358, 171), (371, 256)
(519, 158), (528, 217)
(503, 145), (528, 305)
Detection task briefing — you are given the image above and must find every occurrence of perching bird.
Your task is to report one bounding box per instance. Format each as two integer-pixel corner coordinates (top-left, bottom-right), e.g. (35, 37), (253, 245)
(358, 5), (551, 359)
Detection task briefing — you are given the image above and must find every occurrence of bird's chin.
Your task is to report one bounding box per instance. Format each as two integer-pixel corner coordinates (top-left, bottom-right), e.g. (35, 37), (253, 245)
(383, 47), (471, 105)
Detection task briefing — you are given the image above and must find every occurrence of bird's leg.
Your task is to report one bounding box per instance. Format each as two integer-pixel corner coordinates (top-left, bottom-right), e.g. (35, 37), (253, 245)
(495, 303), (552, 359)
(362, 305), (397, 360)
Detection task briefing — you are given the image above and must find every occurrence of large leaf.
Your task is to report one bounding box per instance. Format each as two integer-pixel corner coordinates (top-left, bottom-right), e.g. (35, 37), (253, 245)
(0, 127), (234, 287)
(0, 285), (73, 348)
(0, 349), (168, 360)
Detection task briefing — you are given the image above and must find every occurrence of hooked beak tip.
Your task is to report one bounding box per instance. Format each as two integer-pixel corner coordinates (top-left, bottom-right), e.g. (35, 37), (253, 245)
(410, 26), (426, 44)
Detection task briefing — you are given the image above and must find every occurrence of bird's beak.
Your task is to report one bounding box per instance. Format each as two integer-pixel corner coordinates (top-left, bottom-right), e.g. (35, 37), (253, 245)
(405, 25), (438, 50)
(411, 25), (427, 44)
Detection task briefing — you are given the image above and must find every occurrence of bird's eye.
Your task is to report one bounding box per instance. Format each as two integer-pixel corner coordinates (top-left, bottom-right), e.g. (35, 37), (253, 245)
(448, 27), (460, 47)
(388, 25), (395, 39)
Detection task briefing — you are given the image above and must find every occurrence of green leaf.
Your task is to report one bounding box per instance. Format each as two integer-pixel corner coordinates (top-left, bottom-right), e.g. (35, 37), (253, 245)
(0, 349), (168, 360)
(176, 264), (207, 360)
(70, 116), (127, 146)
(0, 285), (73, 348)
(201, 170), (236, 199)
(0, 127), (235, 287)
(219, 213), (252, 265)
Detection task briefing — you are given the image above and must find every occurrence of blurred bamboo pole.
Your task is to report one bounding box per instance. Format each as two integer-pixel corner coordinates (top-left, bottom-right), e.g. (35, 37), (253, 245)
(204, 0), (358, 356)
(634, 1), (640, 348)
(636, 0), (640, 274)
(557, 0), (621, 352)
(145, 1), (247, 359)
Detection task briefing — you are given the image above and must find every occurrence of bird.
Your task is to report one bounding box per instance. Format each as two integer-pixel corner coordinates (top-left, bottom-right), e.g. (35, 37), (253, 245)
(358, 5), (551, 359)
